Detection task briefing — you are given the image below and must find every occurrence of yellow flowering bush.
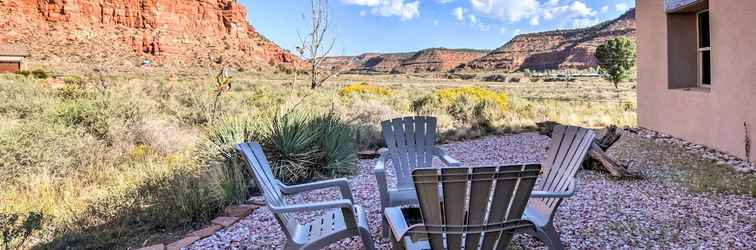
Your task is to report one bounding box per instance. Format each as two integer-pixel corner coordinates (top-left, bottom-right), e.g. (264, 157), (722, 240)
(412, 86), (509, 125)
(339, 82), (392, 97)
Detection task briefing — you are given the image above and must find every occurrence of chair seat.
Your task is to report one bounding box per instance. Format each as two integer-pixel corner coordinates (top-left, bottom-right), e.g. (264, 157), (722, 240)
(294, 205), (370, 244)
(388, 188), (419, 206)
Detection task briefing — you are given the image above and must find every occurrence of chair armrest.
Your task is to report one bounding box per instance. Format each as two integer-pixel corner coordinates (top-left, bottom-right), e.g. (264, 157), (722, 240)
(530, 180), (576, 198)
(278, 178), (354, 201)
(374, 153), (390, 208)
(269, 199), (353, 213)
(384, 207), (410, 242)
(433, 146), (462, 166)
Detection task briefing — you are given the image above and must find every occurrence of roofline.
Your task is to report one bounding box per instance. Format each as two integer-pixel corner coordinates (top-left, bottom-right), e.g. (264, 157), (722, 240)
(666, 0), (706, 13)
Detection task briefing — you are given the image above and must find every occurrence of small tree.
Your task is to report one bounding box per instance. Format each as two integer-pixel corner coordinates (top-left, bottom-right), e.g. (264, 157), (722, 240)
(299, 0), (337, 89)
(596, 37), (636, 89)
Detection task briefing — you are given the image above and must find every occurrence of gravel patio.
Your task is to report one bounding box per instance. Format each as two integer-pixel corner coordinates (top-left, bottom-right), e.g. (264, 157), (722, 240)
(189, 132), (756, 249)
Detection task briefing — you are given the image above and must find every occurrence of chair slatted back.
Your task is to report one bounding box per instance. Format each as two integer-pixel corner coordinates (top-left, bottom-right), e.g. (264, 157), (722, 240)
(409, 165), (541, 250)
(235, 142), (295, 237)
(382, 116), (437, 189)
(537, 126), (596, 209)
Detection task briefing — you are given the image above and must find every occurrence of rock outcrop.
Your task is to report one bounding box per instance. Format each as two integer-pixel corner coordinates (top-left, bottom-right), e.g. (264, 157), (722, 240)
(393, 48), (489, 73)
(0, 0), (304, 70)
(458, 9), (636, 72)
(323, 48), (488, 74)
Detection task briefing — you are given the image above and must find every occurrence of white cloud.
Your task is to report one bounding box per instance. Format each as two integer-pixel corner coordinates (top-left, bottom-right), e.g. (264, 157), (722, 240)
(341, 0), (420, 21)
(468, 14), (479, 24)
(600, 5), (609, 13)
(469, 0), (598, 28)
(470, 0), (540, 22)
(572, 17), (599, 28)
(452, 7), (465, 21)
(529, 16), (540, 26)
(616, 3), (629, 12)
(360, 10), (367, 16)
(568, 1), (596, 16)
(436, 0), (456, 4)
(499, 26), (508, 34)
(433, 20), (440, 26)
(513, 28), (521, 35)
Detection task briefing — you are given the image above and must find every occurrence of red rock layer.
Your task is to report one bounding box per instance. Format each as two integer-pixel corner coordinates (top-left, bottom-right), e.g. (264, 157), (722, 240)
(322, 49), (487, 74)
(0, 0), (304, 70)
(393, 48), (488, 73)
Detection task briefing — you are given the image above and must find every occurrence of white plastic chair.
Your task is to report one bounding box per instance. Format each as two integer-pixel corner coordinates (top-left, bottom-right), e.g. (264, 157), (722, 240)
(236, 142), (375, 250)
(374, 116), (461, 238)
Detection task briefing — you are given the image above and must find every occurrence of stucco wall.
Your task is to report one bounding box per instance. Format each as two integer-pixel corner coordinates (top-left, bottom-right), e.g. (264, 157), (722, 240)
(637, 0), (756, 159)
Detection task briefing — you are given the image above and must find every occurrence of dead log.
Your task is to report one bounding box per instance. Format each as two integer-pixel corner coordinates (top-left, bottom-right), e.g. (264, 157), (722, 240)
(585, 125), (638, 178)
(537, 122), (637, 178)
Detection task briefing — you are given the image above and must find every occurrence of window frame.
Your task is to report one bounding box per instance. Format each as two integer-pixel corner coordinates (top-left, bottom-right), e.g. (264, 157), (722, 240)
(697, 9), (711, 87)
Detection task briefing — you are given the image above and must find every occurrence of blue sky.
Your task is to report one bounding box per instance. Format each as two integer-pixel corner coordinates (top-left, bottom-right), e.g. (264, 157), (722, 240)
(242, 0), (635, 56)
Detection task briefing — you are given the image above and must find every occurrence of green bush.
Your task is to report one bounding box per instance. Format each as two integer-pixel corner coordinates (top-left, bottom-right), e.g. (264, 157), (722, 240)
(54, 100), (110, 139)
(15, 70), (30, 77)
(31, 69), (49, 79)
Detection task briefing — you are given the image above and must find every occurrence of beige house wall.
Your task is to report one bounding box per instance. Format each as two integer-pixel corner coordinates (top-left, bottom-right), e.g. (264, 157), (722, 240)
(637, 0), (756, 159)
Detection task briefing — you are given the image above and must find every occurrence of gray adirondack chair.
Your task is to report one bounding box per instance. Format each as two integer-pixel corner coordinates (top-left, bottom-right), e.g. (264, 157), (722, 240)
(384, 164), (544, 250)
(521, 125), (596, 250)
(235, 142), (375, 250)
(374, 116), (462, 237)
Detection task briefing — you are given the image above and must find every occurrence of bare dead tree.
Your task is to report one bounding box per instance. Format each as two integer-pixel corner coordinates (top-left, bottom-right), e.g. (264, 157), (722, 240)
(299, 0), (337, 89)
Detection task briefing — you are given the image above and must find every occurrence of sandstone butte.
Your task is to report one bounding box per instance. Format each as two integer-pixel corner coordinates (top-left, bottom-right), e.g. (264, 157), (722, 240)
(0, 0), (305, 70)
(459, 9), (636, 72)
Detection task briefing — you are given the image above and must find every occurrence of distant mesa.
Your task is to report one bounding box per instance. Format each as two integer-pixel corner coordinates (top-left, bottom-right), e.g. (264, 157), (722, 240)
(458, 9), (636, 72)
(325, 9), (636, 74)
(322, 48), (490, 74)
(0, 0), (305, 70)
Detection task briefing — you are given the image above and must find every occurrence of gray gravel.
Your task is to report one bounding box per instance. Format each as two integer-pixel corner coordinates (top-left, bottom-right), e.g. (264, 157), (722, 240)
(189, 133), (756, 249)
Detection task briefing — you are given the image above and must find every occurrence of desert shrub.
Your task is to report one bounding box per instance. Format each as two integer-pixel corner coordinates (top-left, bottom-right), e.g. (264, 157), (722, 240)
(0, 77), (51, 119)
(36, 156), (221, 250)
(62, 75), (83, 86)
(339, 82), (392, 97)
(15, 70), (30, 77)
(54, 99), (110, 139)
(56, 81), (93, 100)
(31, 69), (49, 79)
(412, 86), (508, 126)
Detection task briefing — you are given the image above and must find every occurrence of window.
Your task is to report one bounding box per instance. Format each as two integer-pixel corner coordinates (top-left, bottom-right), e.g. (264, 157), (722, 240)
(666, 0), (709, 90)
(697, 10), (711, 86)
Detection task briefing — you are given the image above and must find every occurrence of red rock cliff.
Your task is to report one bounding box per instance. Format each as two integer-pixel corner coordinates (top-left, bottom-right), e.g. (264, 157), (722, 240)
(0, 0), (304, 70)
(459, 9), (636, 72)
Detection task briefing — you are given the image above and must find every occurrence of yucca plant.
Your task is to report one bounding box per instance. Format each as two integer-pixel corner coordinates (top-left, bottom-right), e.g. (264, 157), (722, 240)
(266, 111), (320, 183)
(312, 111), (357, 177)
(196, 116), (263, 204)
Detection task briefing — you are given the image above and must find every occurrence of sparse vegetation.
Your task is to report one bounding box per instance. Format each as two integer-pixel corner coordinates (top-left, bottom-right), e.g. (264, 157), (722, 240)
(0, 70), (637, 249)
